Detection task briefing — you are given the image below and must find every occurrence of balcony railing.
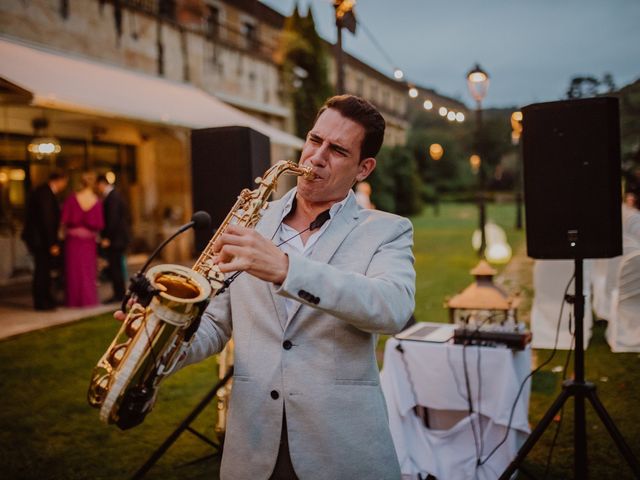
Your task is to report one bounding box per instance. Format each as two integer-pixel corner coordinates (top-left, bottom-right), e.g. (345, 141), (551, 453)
(112, 0), (278, 60)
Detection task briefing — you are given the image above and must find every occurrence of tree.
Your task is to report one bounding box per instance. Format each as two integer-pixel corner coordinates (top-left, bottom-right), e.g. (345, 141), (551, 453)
(369, 146), (423, 215)
(277, 5), (333, 138)
(407, 127), (468, 197)
(566, 73), (616, 99)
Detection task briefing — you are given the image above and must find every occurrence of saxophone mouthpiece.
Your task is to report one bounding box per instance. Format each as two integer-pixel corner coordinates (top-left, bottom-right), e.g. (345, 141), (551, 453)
(302, 166), (316, 179)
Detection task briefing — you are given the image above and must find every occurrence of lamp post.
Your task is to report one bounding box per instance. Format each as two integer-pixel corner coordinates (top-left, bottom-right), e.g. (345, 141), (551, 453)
(429, 143), (444, 216)
(466, 63), (490, 258)
(334, 1), (356, 94)
(511, 111), (524, 230)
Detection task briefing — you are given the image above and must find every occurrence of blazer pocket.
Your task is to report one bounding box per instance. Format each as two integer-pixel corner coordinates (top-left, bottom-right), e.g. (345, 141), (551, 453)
(233, 374), (252, 382)
(335, 379), (379, 386)
(334, 324), (379, 384)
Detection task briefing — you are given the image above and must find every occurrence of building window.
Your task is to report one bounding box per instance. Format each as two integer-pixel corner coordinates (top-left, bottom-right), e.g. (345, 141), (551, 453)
(242, 21), (258, 50)
(207, 6), (220, 38)
(158, 0), (177, 21)
(382, 89), (389, 108)
(356, 77), (364, 96)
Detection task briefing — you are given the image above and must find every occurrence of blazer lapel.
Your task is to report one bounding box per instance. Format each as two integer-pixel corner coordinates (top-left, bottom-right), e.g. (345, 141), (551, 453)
(308, 193), (360, 265)
(284, 194), (361, 330)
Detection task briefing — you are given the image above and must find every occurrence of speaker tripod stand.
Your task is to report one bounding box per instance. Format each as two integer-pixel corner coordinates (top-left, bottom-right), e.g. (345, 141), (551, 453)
(499, 258), (640, 479)
(131, 367), (234, 479)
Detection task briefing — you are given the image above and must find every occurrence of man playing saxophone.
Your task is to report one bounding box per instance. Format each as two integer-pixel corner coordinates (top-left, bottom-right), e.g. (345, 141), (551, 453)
(123, 95), (415, 479)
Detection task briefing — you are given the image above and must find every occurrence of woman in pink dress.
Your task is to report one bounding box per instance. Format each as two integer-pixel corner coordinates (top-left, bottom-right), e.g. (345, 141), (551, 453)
(61, 171), (104, 307)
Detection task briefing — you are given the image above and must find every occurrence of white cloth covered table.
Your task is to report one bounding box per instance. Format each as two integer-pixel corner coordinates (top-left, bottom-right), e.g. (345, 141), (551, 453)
(381, 336), (531, 480)
(531, 260), (593, 350)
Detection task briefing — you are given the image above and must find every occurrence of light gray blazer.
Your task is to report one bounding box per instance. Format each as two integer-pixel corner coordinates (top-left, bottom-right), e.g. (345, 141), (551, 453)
(184, 188), (416, 479)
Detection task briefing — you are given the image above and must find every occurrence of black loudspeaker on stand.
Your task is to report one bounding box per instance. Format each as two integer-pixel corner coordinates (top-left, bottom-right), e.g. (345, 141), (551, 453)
(500, 98), (639, 478)
(132, 127), (271, 478)
(191, 126), (271, 252)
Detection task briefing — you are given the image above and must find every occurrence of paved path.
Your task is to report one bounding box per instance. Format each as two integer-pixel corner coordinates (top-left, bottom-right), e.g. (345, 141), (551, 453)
(0, 254), (151, 341)
(0, 279), (121, 340)
(495, 242), (534, 324)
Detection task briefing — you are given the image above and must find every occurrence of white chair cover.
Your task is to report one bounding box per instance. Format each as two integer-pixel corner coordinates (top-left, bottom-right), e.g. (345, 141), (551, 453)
(591, 258), (611, 320)
(591, 256), (622, 322)
(606, 250), (640, 352)
(531, 260), (593, 350)
(622, 204), (640, 243)
(592, 206), (640, 322)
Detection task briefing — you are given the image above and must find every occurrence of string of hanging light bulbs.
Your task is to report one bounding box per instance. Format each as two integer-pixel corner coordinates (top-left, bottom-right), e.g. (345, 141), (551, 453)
(354, 15), (466, 123)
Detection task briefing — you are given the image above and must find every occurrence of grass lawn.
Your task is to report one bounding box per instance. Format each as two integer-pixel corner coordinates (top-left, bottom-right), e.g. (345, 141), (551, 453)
(0, 202), (638, 479)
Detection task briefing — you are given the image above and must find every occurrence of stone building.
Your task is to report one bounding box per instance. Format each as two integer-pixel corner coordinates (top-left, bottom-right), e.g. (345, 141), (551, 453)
(0, 0), (464, 281)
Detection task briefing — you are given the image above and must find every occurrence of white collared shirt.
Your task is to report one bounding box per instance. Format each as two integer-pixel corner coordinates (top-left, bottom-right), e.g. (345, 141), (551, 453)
(276, 188), (354, 318)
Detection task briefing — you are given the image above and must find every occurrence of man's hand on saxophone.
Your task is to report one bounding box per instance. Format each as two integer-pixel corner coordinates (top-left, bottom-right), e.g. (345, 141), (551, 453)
(113, 297), (133, 322)
(212, 224), (289, 285)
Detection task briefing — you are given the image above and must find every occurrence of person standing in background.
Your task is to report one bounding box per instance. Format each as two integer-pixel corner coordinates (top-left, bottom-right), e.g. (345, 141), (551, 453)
(21, 170), (68, 310)
(355, 180), (375, 209)
(61, 171), (104, 307)
(96, 174), (130, 303)
(622, 192), (640, 246)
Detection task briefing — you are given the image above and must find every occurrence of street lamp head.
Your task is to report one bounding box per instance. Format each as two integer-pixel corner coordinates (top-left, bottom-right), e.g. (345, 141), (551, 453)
(393, 68), (404, 80)
(429, 143), (444, 161)
(511, 111), (523, 145)
(466, 63), (490, 103)
(511, 111), (523, 123)
(469, 154), (481, 173)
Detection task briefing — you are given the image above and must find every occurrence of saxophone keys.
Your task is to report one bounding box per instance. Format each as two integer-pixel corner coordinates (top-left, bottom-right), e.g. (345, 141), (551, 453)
(209, 269), (224, 282)
(88, 373), (111, 406)
(108, 343), (128, 368)
(125, 315), (143, 338)
(96, 375), (110, 395)
(254, 176), (263, 185)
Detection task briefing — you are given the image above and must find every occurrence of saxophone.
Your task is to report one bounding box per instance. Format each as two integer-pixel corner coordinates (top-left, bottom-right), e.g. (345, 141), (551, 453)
(88, 160), (314, 430)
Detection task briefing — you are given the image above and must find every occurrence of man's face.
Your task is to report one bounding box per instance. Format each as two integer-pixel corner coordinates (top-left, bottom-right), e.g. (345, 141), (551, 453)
(96, 181), (106, 196)
(297, 108), (374, 204)
(52, 177), (68, 194)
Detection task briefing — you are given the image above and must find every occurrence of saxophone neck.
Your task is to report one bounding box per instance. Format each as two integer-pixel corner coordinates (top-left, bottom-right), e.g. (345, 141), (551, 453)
(259, 160), (315, 185)
(193, 160), (313, 280)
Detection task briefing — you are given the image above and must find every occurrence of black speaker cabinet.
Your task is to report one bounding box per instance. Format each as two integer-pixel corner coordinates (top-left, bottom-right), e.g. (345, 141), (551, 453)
(522, 97), (622, 259)
(191, 126), (271, 251)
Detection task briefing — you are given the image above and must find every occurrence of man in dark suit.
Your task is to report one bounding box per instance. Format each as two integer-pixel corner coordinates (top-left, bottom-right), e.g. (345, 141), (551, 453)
(96, 175), (130, 302)
(22, 170), (68, 310)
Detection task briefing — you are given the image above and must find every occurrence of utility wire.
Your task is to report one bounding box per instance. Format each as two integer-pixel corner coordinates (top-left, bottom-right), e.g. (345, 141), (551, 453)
(355, 17), (398, 71)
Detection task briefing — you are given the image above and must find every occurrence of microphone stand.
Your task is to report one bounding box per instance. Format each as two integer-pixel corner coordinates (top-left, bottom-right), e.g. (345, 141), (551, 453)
(121, 214), (211, 311)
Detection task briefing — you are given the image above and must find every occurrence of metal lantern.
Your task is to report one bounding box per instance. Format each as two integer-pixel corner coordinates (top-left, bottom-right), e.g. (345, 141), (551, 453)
(446, 260), (520, 328)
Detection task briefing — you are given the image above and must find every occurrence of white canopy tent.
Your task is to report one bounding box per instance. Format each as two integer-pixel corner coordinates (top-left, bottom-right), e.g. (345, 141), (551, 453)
(0, 36), (304, 149)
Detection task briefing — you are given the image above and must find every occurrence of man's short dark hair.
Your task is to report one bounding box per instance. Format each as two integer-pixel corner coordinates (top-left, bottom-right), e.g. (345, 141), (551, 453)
(315, 95), (386, 160)
(48, 169), (67, 181)
(96, 174), (109, 184)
